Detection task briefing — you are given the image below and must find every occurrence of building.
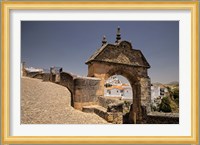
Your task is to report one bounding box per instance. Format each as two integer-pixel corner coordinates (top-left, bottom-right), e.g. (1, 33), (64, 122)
(151, 83), (169, 109)
(104, 84), (132, 99)
(21, 62), (44, 77)
(104, 76), (132, 99)
(151, 83), (168, 101)
(105, 76), (122, 86)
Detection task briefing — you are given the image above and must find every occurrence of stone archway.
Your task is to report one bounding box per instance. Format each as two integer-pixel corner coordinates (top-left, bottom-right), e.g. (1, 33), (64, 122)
(86, 61), (149, 123)
(86, 28), (151, 122)
(85, 28), (151, 123)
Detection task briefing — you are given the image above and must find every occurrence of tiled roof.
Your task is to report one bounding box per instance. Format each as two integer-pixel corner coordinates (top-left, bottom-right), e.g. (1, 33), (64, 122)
(106, 85), (124, 90)
(106, 84), (131, 90)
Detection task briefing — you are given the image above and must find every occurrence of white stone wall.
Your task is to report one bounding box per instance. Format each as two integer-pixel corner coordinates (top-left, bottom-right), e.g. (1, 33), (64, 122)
(151, 86), (160, 101)
(122, 87), (132, 99)
(105, 88), (122, 97)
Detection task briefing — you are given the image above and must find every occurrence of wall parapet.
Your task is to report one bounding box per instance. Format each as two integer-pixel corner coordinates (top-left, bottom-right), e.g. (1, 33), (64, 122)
(147, 112), (179, 118)
(73, 77), (101, 110)
(141, 110), (179, 124)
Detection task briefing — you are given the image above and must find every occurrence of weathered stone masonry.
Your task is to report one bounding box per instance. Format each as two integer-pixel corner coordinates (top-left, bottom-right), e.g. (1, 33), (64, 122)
(58, 72), (101, 110)
(85, 39), (151, 123)
(73, 77), (101, 110)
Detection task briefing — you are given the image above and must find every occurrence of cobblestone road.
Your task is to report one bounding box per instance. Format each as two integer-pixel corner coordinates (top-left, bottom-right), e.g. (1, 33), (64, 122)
(21, 77), (108, 124)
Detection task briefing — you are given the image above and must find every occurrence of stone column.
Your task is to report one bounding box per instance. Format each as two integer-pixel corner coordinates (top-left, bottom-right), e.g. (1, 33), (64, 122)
(129, 82), (141, 124)
(139, 77), (151, 114)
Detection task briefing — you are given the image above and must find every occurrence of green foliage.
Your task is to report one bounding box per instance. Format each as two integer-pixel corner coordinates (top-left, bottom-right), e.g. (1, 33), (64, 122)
(167, 86), (179, 106)
(171, 88), (179, 106)
(159, 96), (172, 112)
(175, 98), (179, 106)
(124, 100), (130, 106)
(172, 88), (179, 99)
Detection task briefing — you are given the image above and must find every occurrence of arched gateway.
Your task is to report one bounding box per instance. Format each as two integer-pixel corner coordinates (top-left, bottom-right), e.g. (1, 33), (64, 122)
(85, 27), (151, 123)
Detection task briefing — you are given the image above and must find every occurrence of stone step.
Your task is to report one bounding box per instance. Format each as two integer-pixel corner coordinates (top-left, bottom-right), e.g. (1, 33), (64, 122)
(82, 105), (107, 113)
(82, 105), (123, 124)
(98, 96), (123, 109)
(82, 105), (97, 113)
(82, 105), (108, 122)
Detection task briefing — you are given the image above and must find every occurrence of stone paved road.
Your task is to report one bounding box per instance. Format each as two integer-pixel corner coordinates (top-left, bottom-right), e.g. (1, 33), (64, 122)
(21, 77), (108, 124)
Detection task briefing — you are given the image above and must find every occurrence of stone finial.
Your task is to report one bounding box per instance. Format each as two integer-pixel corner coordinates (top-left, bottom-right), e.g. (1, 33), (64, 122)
(115, 26), (121, 43)
(102, 35), (107, 46)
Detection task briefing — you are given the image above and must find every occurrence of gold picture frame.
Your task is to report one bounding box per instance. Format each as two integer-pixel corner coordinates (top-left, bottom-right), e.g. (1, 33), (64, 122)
(1, 1), (199, 144)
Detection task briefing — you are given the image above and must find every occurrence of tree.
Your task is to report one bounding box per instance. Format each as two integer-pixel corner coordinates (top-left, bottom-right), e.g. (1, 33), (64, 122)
(159, 96), (172, 112)
(172, 88), (179, 105)
(173, 88), (179, 99)
(167, 86), (179, 106)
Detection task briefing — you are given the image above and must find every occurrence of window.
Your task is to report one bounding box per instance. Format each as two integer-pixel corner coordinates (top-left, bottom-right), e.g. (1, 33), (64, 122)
(160, 88), (164, 92)
(160, 88), (165, 95)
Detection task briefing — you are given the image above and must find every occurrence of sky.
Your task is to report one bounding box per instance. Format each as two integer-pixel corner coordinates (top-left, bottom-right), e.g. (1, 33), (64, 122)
(21, 21), (179, 84)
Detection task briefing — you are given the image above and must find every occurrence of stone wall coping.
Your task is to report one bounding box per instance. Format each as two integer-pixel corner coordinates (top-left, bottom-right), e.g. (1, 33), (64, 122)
(61, 72), (77, 78)
(88, 60), (150, 68)
(75, 76), (101, 80)
(147, 112), (179, 118)
(61, 71), (101, 80)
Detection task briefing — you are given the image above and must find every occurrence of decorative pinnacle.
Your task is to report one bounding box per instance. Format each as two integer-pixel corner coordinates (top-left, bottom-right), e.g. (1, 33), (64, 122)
(115, 26), (121, 43)
(102, 35), (107, 46)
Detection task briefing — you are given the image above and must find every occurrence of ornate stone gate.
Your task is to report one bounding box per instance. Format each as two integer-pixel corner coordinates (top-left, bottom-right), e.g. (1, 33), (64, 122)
(86, 27), (151, 123)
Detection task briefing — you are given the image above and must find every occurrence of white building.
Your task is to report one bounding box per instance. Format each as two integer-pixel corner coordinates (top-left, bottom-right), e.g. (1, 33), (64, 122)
(25, 67), (43, 73)
(104, 84), (132, 99)
(151, 83), (169, 110)
(105, 76), (122, 86)
(104, 75), (133, 99)
(151, 84), (168, 101)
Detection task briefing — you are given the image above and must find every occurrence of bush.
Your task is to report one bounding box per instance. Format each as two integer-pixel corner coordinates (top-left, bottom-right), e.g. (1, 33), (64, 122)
(173, 88), (179, 100)
(175, 98), (179, 105)
(159, 97), (172, 112)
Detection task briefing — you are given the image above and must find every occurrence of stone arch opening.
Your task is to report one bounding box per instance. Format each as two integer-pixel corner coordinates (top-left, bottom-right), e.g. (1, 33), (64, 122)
(104, 74), (134, 123)
(104, 68), (141, 123)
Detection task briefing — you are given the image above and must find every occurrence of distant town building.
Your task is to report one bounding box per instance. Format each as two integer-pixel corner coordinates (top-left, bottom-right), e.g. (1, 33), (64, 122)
(21, 62), (44, 77)
(104, 76), (132, 99)
(151, 83), (168, 101)
(151, 83), (169, 110)
(25, 67), (43, 73)
(105, 76), (122, 86)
